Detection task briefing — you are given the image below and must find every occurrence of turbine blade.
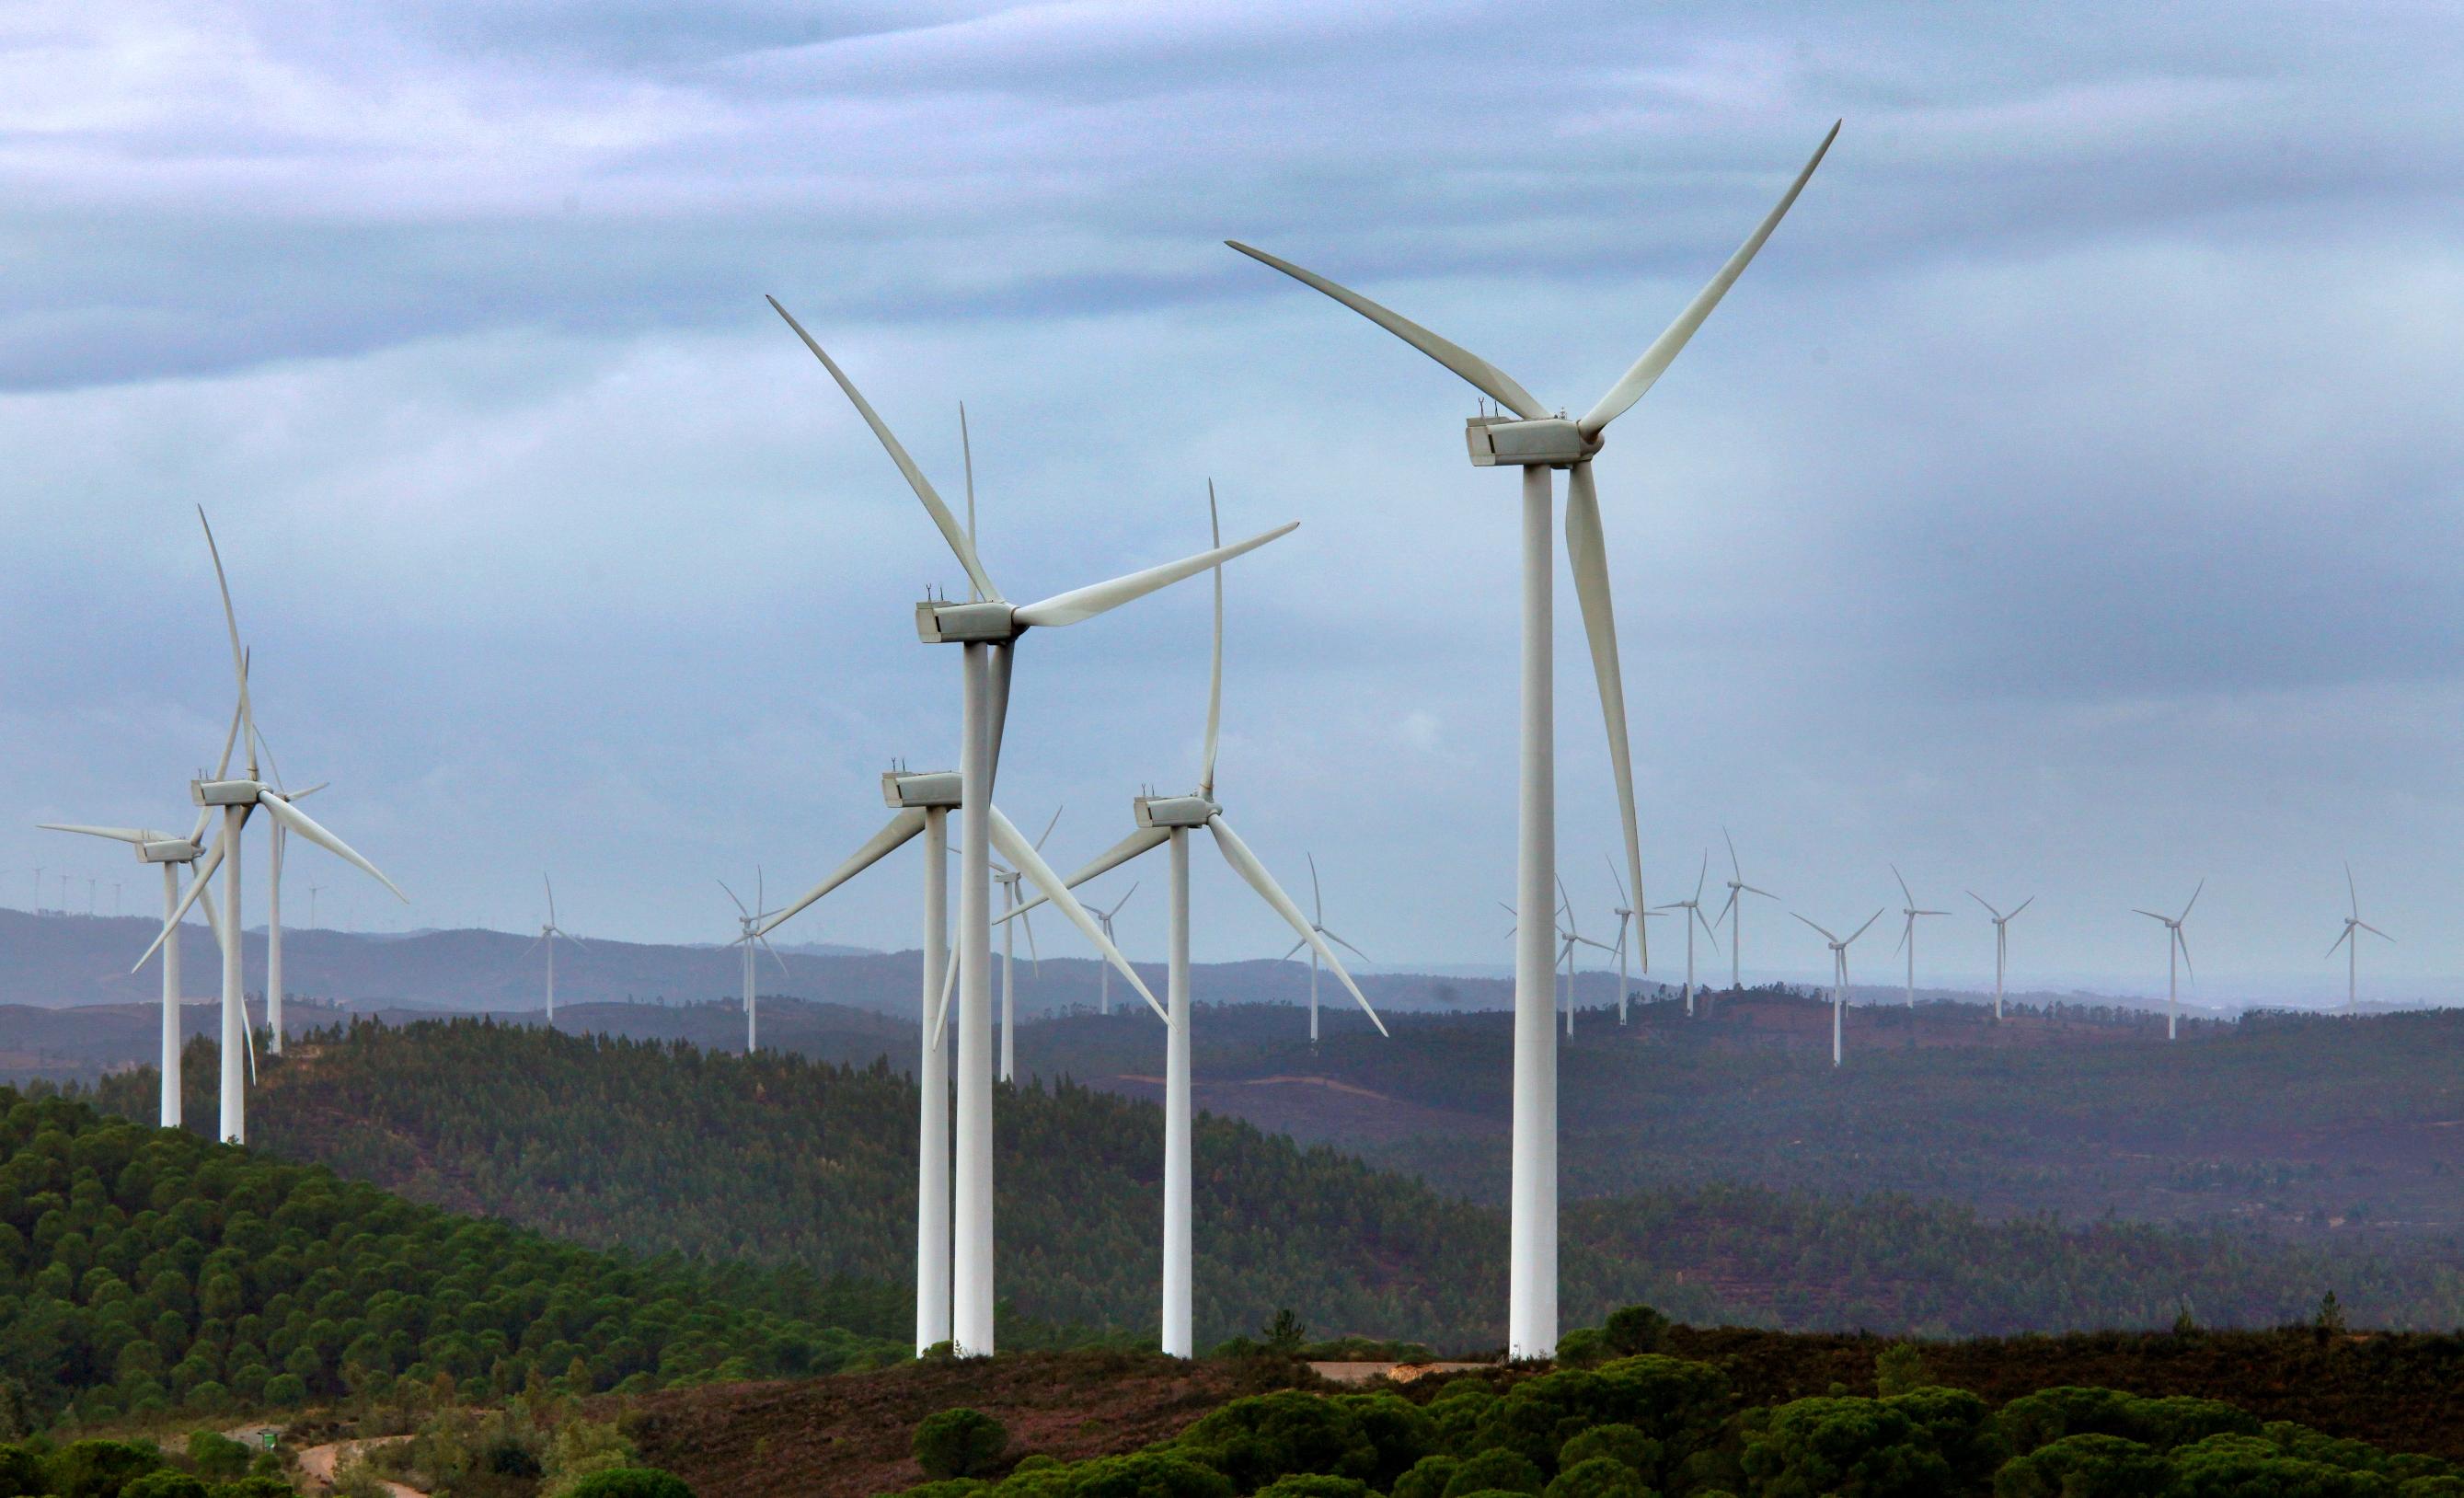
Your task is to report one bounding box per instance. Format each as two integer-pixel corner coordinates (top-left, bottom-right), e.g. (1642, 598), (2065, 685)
(1847, 909), (1884, 944)
(194, 874), (223, 948)
(196, 509), (256, 772)
(1281, 937), (1308, 962)
(1968, 890), (1999, 918)
(133, 836), (223, 971)
(984, 640), (1014, 790)
(1563, 461), (1645, 966)
(2009, 895), (2033, 919)
(992, 805), (1164, 1021)
(759, 933), (791, 978)
(1107, 881), (1140, 918)
(2360, 922), (2392, 941)
(719, 879), (749, 917)
(37, 824), (155, 845)
(1034, 804), (1064, 851)
(1576, 121), (1839, 439)
(2175, 928), (2194, 981)
(2180, 879), (2204, 922)
(1695, 905), (1721, 941)
(2326, 928), (2351, 957)
(1325, 930), (1372, 964)
(546, 874), (557, 928)
(1893, 864), (1914, 907)
(1308, 851), (1324, 926)
(1012, 523), (1296, 629)
(1791, 912), (1836, 943)
(2346, 859), (2358, 920)
(2133, 909), (2169, 923)
(258, 794), (407, 903)
(1206, 813), (1387, 1036)
(757, 809), (929, 937)
(1893, 918), (1908, 956)
(766, 296), (1003, 602)
(1223, 241), (1548, 420)
(1002, 825), (1170, 926)
(1744, 884), (1777, 899)
(1723, 824), (1741, 880)
(1201, 482), (1224, 797)
(1693, 850), (1708, 905)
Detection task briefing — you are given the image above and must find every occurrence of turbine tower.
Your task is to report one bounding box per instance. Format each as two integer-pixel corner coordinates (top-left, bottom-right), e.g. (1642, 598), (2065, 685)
(2326, 863), (2391, 1014)
(758, 769), (1150, 1354)
(1714, 827), (1779, 994)
(1891, 866), (1948, 1008)
(1231, 126), (1836, 1355)
(769, 297), (1274, 1358)
(990, 808), (1061, 1082)
(720, 871), (789, 1052)
(1967, 891), (2032, 1021)
(2133, 881), (2202, 1041)
(136, 513), (406, 1145)
(1652, 852), (1720, 1017)
(1795, 909), (1882, 1066)
(1000, 488), (1385, 1358)
(1602, 857), (1644, 1024)
(1280, 855), (1370, 1044)
(533, 876), (583, 1022)
(1092, 882), (1139, 1016)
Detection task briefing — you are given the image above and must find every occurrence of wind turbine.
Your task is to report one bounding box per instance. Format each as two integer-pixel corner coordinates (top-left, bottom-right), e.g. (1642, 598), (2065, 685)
(1279, 855), (1370, 1044)
(1092, 882), (1139, 1016)
(1000, 488), (1385, 1358)
(720, 871), (789, 1052)
(134, 513), (406, 1145)
(1232, 126), (1836, 1356)
(2326, 863), (2391, 1014)
(2133, 881), (2202, 1041)
(1967, 891), (2032, 1021)
(247, 729), (331, 1055)
(758, 766), (1154, 1354)
(1602, 856), (1652, 1024)
(1651, 852), (1721, 1018)
(768, 302), (1292, 1357)
(1554, 879), (1616, 1037)
(1891, 866), (1948, 1009)
(991, 808), (1062, 1082)
(1795, 909), (1882, 1067)
(534, 876), (583, 1022)
(40, 818), (227, 1128)
(1713, 827), (1779, 995)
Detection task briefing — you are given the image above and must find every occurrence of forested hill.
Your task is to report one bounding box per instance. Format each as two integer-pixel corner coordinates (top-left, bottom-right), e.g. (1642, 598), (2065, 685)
(0, 1085), (907, 1428)
(90, 1019), (2464, 1350)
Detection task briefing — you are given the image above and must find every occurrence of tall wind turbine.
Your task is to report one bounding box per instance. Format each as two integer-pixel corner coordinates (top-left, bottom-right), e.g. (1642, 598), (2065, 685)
(1891, 866), (1948, 1009)
(135, 513), (406, 1145)
(721, 871), (789, 1052)
(2327, 863), (2391, 1014)
(1603, 857), (1643, 1024)
(1967, 891), (2032, 1021)
(2133, 881), (2202, 1042)
(1092, 882), (1139, 1016)
(534, 876), (583, 1022)
(1714, 827), (1779, 995)
(1232, 127), (1836, 1355)
(40, 819), (226, 1128)
(1795, 909), (1882, 1067)
(1280, 855), (1370, 1044)
(991, 808), (1062, 1082)
(245, 730), (330, 1057)
(768, 301), (1292, 1356)
(1001, 489), (1385, 1358)
(1554, 878), (1616, 1037)
(1652, 852), (1720, 1017)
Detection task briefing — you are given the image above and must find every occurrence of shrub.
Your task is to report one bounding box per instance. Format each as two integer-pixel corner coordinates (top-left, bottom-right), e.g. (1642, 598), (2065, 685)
(121, 1472), (210, 1498)
(1740, 1397), (1950, 1498)
(0, 1446), (49, 1498)
(560, 1469), (696, 1498)
(1538, 1458), (1646, 1498)
(1065, 1451), (1234, 1498)
(1441, 1449), (1543, 1498)
(1872, 1344), (1929, 1398)
(914, 1410), (1009, 1482)
(48, 1441), (167, 1498)
(1992, 1434), (2173, 1498)
(1553, 1331), (1607, 1369)
(1556, 1426), (1659, 1482)
(2169, 1433), (2388, 1497)
(1251, 1479), (1368, 1498)
(1391, 1456), (1461, 1498)
(208, 1478), (294, 1498)
(1330, 1393), (1433, 1489)
(1177, 1392), (1376, 1492)
(188, 1433), (254, 1481)
(1599, 1308), (1669, 1358)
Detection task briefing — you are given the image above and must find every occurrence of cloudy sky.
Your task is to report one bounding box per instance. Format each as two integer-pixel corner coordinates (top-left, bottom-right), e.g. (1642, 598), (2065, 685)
(4, 1), (2458, 1001)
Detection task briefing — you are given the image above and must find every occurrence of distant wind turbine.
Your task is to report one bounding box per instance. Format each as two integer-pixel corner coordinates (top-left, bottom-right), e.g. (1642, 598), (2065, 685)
(1890, 866), (1948, 1008)
(991, 808), (1062, 1082)
(533, 876), (583, 1022)
(2326, 863), (2391, 1014)
(1652, 852), (1720, 1017)
(1967, 891), (2032, 1021)
(1280, 855), (1371, 1044)
(720, 871), (789, 1052)
(1714, 828), (1779, 992)
(1092, 882), (1139, 1017)
(2133, 881), (2202, 1041)
(1602, 857), (1655, 1024)
(1554, 879), (1615, 1037)
(1796, 909), (1883, 1067)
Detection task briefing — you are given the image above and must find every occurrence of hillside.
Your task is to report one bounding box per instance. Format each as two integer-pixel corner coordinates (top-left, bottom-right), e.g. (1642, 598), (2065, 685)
(86, 1019), (2464, 1349)
(0, 1084), (907, 1428)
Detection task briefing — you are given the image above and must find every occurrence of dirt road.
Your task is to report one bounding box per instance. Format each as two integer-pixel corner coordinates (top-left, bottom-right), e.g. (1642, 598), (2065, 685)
(295, 1436), (422, 1498)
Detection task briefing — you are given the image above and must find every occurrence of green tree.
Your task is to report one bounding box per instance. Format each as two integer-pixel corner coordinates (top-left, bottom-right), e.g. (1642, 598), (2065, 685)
(558, 1469), (695, 1498)
(914, 1410), (1009, 1481)
(1441, 1450), (1543, 1498)
(1539, 1458), (1646, 1498)
(1993, 1434), (2173, 1498)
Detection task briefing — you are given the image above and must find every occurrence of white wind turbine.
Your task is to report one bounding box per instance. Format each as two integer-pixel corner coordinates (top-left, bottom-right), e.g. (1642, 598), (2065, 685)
(40, 816), (226, 1128)
(2133, 881), (2202, 1042)
(1279, 855), (1371, 1044)
(1002, 489), (1385, 1358)
(1603, 856), (1651, 1024)
(770, 301), (1293, 1358)
(1967, 891), (2032, 1021)
(1652, 852), (1721, 1018)
(135, 512), (407, 1145)
(247, 730), (330, 1056)
(1795, 909), (1882, 1067)
(1891, 866), (1948, 1009)
(720, 871), (789, 1052)
(1092, 882), (1139, 1017)
(1233, 126), (1836, 1355)
(1713, 827), (1779, 995)
(2326, 863), (2391, 1014)
(991, 808), (1062, 1082)
(756, 766), (1152, 1355)
(1553, 878), (1616, 1037)
(533, 875), (583, 1022)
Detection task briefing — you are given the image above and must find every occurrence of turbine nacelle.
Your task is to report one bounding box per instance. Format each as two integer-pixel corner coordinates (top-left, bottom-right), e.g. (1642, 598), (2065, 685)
(915, 599), (1021, 644)
(139, 838), (204, 864)
(883, 769), (964, 809)
(1465, 415), (1597, 469)
(190, 778), (262, 808)
(1134, 793), (1220, 830)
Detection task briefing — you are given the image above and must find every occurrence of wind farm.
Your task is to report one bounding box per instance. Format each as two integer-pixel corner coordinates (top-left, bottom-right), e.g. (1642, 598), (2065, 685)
(5, 9), (2464, 1495)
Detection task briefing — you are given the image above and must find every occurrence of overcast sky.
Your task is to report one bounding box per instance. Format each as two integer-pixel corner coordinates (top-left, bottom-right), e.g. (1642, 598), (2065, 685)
(4, 1), (2458, 1002)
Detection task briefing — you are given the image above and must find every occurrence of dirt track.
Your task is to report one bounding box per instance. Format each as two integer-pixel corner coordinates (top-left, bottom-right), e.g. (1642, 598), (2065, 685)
(296, 1436), (421, 1498)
